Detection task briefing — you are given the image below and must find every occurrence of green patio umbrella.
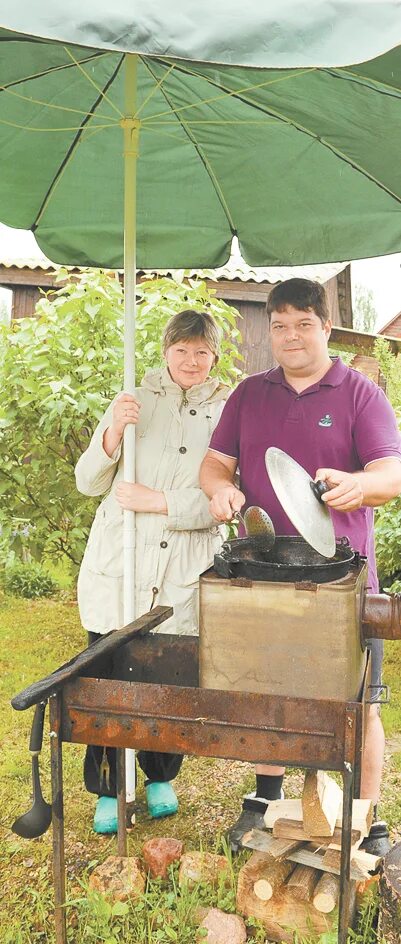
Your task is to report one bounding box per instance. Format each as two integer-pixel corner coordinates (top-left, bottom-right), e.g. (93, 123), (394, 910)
(1, 8), (401, 812)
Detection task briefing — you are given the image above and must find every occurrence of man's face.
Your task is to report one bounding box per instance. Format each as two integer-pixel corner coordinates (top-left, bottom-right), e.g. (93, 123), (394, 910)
(269, 305), (332, 377)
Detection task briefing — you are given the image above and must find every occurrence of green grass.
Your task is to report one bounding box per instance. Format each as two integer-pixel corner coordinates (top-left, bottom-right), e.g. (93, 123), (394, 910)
(1, 594), (400, 942)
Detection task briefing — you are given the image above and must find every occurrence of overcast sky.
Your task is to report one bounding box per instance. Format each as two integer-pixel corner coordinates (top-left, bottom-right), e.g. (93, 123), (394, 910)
(0, 223), (400, 329)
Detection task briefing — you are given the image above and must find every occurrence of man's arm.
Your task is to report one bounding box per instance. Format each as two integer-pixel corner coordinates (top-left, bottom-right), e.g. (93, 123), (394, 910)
(316, 458), (401, 512)
(200, 450), (245, 521)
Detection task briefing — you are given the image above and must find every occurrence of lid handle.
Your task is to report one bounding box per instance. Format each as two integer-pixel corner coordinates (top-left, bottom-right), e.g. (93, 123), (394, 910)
(309, 479), (330, 502)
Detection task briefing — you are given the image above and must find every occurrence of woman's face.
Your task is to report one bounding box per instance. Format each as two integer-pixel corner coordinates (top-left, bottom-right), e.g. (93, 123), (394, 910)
(165, 336), (215, 389)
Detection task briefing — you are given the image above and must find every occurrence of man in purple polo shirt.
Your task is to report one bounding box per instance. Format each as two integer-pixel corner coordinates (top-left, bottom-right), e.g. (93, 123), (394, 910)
(200, 277), (401, 854)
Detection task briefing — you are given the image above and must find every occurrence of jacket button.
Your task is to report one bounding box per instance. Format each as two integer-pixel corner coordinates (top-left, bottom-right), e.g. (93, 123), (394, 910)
(160, 541), (168, 548)
(179, 446), (187, 454)
(190, 409), (197, 415)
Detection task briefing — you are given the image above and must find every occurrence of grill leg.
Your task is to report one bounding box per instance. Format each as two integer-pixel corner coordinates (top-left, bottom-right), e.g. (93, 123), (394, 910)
(49, 693), (67, 944)
(116, 747), (127, 856)
(338, 706), (357, 944)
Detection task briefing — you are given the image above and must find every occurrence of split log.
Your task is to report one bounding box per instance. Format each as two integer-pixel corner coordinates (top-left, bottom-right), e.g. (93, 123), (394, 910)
(322, 846), (382, 878)
(237, 851), (294, 908)
(287, 865), (320, 902)
(313, 873), (340, 913)
(379, 841), (401, 944)
(302, 770), (342, 837)
(273, 817), (361, 847)
(264, 797), (373, 838)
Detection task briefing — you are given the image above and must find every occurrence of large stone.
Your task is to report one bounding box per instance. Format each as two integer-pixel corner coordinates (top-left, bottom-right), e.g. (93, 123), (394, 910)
(198, 908), (247, 944)
(88, 855), (145, 901)
(179, 852), (230, 888)
(142, 837), (184, 878)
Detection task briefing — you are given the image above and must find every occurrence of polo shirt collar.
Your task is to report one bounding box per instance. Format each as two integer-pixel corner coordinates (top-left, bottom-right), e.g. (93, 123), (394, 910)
(264, 357), (347, 389)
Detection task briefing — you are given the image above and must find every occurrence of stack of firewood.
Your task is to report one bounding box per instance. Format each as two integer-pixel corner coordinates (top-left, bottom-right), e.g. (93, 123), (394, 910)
(236, 770), (382, 943)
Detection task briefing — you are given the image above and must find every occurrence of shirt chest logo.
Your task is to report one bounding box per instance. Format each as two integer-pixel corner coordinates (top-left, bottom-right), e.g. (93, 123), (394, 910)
(318, 413), (333, 428)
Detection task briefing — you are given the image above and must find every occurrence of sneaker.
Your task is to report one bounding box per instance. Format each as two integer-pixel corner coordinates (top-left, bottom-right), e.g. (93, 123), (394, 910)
(93, 796), (118, 834)
(145, 781), (178, 819)
(228, 789), (285, 853)
(360, 820), (391, 858)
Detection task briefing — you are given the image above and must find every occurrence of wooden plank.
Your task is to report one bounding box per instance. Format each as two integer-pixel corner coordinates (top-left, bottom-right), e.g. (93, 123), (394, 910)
(264, 797), (373, 838)
(11, 606), (173, 710)
(241, 830), (302, 859)
(273, 817), (361, 847)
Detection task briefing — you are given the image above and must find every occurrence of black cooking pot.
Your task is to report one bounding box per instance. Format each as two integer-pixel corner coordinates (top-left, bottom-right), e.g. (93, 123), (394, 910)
(214, 535), (356, 583)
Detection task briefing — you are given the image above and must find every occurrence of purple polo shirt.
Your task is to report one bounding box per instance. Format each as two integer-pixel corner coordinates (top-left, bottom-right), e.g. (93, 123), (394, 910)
(209, 358), (401, 592)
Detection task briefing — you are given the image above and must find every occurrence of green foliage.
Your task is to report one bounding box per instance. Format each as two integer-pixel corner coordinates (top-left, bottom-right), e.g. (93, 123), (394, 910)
(353, 284), (377, 334)
(372, 338), (401, 588)
(0, 269), (242, 569)
(2, 561), (60, 598)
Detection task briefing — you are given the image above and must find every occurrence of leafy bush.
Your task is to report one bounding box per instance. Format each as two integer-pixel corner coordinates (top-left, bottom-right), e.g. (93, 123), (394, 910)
(0, 270), (243, 570)
(373, 338), (401, 589)
(3, 561), (60, 598)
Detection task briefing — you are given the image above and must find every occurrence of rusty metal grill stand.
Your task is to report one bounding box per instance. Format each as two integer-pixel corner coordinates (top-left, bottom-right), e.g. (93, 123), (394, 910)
(12, 608), (365, 944)
(50, 680), (363, 944)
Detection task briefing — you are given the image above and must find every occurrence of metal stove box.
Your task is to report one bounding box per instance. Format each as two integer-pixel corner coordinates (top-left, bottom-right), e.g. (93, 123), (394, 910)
(199, 561), (368, 702)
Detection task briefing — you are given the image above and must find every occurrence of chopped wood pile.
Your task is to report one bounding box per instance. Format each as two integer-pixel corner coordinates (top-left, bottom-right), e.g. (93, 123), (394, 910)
(236, 770), (383, 943)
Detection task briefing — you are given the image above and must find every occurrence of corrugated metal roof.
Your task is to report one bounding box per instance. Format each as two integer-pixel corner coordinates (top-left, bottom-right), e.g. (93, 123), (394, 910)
(0, 256), (74, 271)
(0, 252), (348, 284)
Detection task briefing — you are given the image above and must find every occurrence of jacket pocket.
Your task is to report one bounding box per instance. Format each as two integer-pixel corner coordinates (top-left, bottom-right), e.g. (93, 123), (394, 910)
(82, 507), (124, 577)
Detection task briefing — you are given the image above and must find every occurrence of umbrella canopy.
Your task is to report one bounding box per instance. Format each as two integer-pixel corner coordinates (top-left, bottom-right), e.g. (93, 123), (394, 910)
(0, 31), (401, 268)
(2, 1), (400, 68)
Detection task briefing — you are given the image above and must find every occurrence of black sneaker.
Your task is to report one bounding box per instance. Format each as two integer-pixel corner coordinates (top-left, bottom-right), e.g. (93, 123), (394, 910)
(227, 791), (284, 853)
(360, 820), (391, 858)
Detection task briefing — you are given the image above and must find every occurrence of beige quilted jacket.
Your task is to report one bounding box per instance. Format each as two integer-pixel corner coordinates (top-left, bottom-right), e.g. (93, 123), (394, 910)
(75, 367), (229, 635)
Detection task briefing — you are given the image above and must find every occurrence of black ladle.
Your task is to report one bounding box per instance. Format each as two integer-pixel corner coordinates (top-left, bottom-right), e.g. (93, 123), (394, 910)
(12, 700), (52, 839)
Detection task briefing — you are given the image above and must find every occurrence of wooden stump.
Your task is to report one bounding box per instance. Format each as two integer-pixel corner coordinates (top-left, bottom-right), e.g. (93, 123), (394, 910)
(379, 841), (401, 943)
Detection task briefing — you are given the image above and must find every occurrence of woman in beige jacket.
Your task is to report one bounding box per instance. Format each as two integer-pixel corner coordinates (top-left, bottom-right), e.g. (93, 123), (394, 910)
(75, 309), (229, 832)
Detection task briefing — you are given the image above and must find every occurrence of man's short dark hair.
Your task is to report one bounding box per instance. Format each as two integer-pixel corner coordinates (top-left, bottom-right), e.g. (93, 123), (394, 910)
(266, 278), (330, 326)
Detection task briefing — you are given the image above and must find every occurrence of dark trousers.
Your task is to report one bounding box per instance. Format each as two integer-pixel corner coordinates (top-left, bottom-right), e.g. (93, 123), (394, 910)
(84, 632), (183, 797)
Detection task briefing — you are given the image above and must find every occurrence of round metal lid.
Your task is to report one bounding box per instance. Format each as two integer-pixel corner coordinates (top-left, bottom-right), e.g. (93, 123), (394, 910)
(265, 447), (336, 558)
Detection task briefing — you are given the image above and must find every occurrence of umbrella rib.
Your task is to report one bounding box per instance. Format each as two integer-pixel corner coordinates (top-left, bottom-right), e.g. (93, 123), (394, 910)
(0, 82), (117, 122)
(0, 51), (110, 92)
(323, 66), (401, 101)
(33, 56), (125, 230)
(169, 62), (401, 207)
(142, 60), (235, 233)
(64, 47), (123, 118)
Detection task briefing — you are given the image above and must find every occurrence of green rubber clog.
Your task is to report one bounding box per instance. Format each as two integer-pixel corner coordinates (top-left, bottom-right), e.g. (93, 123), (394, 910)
(145, 781), (178, 819)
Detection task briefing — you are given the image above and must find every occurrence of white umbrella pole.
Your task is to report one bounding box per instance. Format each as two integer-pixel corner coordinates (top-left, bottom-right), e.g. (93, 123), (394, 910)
(122, 53), (139, 806)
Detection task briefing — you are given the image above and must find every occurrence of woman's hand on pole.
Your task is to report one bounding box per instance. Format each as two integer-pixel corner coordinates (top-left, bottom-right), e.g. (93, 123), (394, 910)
(111, 392), (141, 437)
(116, 482), (168, 514)
(103, 393), (141, 457)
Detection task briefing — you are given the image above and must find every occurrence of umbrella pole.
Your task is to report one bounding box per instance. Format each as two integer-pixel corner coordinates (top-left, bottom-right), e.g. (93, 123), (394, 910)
(122, 53), (139, 808)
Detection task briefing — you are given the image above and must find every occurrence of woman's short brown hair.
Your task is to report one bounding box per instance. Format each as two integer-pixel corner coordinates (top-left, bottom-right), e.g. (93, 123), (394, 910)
(162, 309), (221, 362)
